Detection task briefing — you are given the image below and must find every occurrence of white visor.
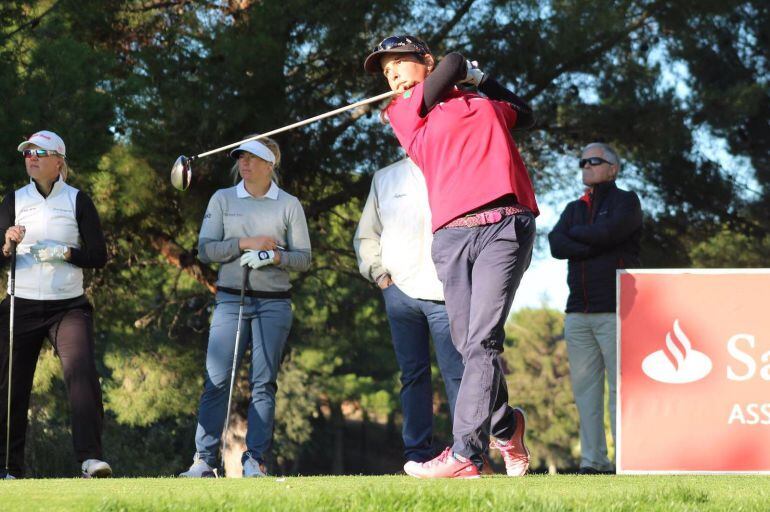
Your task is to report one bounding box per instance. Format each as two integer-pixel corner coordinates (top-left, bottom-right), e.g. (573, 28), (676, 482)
(229, 140), (275, 164)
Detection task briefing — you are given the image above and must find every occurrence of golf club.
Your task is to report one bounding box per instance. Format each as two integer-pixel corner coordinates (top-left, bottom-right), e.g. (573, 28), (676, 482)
(219, 265), (250, 477)
(171, 90), (398, 191)
(3, 242), (16, 480)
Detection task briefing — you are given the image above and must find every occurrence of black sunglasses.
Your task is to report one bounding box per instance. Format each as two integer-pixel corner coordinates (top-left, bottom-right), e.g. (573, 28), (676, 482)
(374, 35), (428, 54)
(23, 149), (61, 158)
(579, 157), (613, 168)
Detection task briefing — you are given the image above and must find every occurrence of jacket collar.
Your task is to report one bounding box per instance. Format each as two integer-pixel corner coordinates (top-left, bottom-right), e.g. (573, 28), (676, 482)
(29, 175), (66, 199)
(582, 180), (616, 200)
(591, 180), (616, 204)
(236, 180), (279, 200)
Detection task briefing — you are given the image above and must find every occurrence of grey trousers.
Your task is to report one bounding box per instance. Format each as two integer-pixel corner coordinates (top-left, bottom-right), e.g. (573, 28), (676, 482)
(564, 312), (616, 471)
(431, 213), (535, 465)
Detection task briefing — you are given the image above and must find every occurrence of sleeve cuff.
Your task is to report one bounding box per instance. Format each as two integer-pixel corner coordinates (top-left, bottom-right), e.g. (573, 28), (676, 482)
(276, 250), (288, 268)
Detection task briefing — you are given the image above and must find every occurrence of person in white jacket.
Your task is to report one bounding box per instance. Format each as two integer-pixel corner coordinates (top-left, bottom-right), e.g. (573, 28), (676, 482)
(0, 130), (110, 479)
(354, 157), (463, 469)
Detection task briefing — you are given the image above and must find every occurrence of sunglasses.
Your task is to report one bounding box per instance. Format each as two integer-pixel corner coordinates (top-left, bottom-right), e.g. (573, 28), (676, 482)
(579, 157), (613, 168)
(23, 149), (61, 158)
(374, 35), (428, 55)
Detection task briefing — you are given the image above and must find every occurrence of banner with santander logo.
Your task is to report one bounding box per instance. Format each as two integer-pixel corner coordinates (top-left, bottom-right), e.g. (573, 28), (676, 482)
(617, 269), (770, 474)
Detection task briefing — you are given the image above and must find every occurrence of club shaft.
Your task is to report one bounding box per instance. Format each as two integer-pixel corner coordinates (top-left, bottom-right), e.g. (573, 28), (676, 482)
(196, 90), (397, 159)
(5, 243), (16, 475)
(221, 266), (249, 476)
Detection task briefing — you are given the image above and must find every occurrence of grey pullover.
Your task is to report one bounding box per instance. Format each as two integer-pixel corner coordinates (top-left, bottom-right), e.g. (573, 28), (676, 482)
(198, 181), (311, 292)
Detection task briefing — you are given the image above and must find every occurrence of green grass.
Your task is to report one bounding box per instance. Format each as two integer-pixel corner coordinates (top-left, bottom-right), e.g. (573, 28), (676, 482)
(1, 475), (768, 511)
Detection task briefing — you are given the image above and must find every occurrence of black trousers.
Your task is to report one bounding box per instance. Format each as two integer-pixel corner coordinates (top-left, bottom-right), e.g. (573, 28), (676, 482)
(0, 295), (104, 477)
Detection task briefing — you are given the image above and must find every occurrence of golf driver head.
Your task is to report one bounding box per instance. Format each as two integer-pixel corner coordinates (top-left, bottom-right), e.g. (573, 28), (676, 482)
(171, 155), (192, 191)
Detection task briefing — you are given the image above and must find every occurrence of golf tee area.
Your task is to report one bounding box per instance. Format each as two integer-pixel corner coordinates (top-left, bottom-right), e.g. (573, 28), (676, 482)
(1, 475), (769, 511)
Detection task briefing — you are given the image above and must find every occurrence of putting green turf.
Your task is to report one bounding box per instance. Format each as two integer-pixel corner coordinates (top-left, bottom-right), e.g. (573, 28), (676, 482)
(1, 475), (768, 511)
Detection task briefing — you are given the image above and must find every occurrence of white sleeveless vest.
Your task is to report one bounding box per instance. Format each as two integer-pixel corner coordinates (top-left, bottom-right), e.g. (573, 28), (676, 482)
(10, 179), (83, 300)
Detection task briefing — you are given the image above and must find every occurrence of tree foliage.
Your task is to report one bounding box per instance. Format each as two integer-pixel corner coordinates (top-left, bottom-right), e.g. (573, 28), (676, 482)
(503, 307), (581, 472)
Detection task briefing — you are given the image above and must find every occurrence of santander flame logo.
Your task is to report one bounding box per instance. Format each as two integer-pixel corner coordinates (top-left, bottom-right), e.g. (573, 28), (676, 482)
(641, 319), (712, 383)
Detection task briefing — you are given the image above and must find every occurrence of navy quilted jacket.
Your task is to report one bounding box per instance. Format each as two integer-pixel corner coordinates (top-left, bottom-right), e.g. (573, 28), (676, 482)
(548, 181), (642, 313)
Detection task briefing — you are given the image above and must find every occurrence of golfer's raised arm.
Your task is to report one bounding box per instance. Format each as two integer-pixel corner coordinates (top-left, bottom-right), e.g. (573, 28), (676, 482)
(420, 52), (467, 116)
(478, 78), (535, 129)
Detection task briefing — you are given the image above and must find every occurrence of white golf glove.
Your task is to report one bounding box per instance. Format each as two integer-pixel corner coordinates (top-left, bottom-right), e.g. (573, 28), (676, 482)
(458, 60), (485, 87)
(30, 241), (68, 262)
(240, 249), (276, 270)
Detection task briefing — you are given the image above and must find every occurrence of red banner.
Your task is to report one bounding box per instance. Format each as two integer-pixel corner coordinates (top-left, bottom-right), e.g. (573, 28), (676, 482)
(618, 270), (770, 473)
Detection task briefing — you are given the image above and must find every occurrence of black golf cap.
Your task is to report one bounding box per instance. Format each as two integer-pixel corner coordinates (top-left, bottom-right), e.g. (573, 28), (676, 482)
(363, 35), (431, 73)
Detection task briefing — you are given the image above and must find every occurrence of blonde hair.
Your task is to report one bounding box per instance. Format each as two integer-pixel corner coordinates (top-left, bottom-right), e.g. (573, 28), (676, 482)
(230, 136), (281, 185)
(58, 158), (70, 181)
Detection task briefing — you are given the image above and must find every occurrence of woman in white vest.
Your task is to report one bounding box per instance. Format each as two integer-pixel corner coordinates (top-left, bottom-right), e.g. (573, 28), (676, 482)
(0, 131), (110, 479)
(180, 137), (311, 478)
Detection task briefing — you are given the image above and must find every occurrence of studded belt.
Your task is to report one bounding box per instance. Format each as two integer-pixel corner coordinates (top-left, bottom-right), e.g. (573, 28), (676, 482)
(443, 205), (530, 229)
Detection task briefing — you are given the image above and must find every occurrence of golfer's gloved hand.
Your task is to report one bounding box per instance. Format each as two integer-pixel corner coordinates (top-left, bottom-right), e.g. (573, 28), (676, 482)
(458, 60), (485, 87)
(30, 241), (68, 262)
(240, 249), (276, 270)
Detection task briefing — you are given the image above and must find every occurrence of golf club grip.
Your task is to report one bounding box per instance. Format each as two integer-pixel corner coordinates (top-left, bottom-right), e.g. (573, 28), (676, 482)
(8, 241), (16, 292)
(240, 266), (249, 303)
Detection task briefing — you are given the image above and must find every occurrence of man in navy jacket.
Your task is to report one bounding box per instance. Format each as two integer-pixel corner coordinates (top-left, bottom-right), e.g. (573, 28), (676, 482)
(548, 142), (642, 474)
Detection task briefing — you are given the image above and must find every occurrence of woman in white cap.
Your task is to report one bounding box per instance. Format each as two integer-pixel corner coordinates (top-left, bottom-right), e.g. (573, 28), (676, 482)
(0, 130), (110, 479)
(180, 137), (311, 478)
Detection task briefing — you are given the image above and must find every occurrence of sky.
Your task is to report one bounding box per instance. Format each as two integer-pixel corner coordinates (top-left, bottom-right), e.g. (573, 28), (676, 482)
(513, 202), (569, 311)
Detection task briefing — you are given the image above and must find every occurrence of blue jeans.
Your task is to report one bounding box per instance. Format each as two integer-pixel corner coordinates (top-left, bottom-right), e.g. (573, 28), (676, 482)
(194, 291), (292, 466)
(382, 284), (464, 462)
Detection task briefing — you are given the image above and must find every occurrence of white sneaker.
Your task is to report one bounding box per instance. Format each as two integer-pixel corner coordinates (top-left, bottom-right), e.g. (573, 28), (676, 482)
(179, 454), (216, 478)
(242, 456), (267, 477)
(403, 460), (421, 475)
(81, 459), (112, 478)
